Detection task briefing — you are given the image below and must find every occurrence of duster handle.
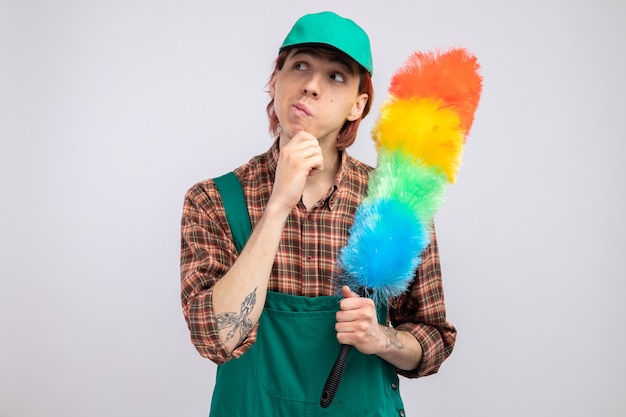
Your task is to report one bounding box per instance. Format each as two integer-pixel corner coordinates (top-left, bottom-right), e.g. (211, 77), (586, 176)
(320, 343), (351, 408)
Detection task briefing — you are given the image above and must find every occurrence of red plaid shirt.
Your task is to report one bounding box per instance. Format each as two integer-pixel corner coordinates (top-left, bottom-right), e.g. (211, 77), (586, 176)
(180, 140), (456, 378)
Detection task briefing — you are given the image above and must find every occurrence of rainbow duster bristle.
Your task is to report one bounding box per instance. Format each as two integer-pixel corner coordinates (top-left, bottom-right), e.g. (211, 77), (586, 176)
(388, 48), (482, 136)
(337, 47), (482, 305)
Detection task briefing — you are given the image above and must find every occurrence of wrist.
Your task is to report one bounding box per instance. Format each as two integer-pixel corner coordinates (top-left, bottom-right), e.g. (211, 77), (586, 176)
(380, 325), (405, 352)
(265, 198), (294, 221)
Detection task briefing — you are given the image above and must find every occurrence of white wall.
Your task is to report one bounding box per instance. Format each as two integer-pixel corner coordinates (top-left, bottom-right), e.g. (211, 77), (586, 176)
(1, 1), (624, 416)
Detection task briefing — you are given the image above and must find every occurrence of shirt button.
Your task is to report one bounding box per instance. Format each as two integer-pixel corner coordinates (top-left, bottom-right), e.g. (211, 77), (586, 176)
(391, 383), (398, 390)
(399, 410), (405, 417)
(306, 256), (312, 262)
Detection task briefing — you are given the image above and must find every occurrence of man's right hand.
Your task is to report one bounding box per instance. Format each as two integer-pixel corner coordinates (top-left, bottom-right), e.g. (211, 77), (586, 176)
(270, 131), (323, 213)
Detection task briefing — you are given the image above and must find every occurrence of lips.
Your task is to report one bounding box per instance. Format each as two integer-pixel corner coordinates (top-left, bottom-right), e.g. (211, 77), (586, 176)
(292, 103), (312, 117)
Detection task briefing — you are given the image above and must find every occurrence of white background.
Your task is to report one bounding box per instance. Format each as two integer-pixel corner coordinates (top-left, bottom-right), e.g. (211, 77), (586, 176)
(1, 1), (625, 416)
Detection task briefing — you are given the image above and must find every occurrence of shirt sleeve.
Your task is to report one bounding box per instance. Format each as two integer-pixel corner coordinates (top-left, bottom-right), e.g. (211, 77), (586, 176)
(389, 225), (457, 378)
(180, 181), (258, 364)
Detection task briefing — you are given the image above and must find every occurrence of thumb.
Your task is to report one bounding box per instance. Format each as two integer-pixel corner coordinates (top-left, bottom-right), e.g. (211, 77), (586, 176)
(341, 285), (360, 299)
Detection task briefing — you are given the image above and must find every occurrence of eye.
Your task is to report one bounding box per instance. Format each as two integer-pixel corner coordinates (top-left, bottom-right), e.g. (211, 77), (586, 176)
(329, 72), (346, 83)
(294, 62), (309, 71)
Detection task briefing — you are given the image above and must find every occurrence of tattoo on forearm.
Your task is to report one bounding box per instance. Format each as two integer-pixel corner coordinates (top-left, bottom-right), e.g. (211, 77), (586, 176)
(215, 312), (237, 330)
(215, 288), (257, 346)
(382, 327), (404, 350)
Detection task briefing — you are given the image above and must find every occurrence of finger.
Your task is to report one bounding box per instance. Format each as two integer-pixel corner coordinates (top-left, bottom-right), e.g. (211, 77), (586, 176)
(286, 134), (323, 175)
(339, 286), (366, 314)
(306, 154), (324, 176)
(342, 285), (360, 299)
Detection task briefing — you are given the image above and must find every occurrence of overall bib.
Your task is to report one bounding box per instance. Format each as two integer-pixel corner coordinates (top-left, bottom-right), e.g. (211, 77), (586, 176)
(211, 173), (405, 416)
(209, 291), (405, 417)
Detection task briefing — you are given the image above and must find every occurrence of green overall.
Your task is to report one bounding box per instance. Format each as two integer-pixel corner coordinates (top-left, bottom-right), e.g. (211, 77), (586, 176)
(212, 173), (406, 417)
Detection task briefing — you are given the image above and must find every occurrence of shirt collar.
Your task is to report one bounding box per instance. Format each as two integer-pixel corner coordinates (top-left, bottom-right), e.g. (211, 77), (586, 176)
(266, 138), (280, 180)
(328, 149), (350, 210)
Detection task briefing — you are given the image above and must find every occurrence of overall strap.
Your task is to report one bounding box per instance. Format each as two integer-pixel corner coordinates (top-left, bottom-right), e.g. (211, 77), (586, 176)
(213, 172), (252, 254)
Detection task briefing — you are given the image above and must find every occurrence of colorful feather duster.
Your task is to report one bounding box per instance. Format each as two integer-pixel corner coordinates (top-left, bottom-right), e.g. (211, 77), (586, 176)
(337, 47), (483, 305)
(321, 47), (482, 408)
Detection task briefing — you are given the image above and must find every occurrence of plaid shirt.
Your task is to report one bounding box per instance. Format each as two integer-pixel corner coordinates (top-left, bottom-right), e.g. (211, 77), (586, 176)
(180, 139), (456, 378)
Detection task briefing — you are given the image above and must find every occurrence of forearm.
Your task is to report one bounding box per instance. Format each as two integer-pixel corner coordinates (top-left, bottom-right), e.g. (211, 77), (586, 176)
(211, 201), (290, 353)
(374, 326), (423, 372)
(393, 321), (456, 377)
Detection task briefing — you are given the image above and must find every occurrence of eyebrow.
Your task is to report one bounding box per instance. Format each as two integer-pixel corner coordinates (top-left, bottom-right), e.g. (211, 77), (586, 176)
(291, 47), (356, 74)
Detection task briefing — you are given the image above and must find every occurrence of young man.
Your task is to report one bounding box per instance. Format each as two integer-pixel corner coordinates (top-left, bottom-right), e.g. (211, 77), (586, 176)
(181, 11), (456, 416)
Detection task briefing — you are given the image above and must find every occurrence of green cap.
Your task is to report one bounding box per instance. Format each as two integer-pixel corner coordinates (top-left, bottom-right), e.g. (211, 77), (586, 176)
(280, 11), (373, 74)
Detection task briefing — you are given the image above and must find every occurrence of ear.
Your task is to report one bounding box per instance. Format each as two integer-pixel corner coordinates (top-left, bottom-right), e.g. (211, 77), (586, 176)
(268, 71), (278, 99)
(346, 93), (368, 121)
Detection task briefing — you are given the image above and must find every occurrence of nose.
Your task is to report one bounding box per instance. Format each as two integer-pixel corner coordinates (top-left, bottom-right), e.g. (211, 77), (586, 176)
(302, 74), (320, 98)
(304, 88), (318, 97)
